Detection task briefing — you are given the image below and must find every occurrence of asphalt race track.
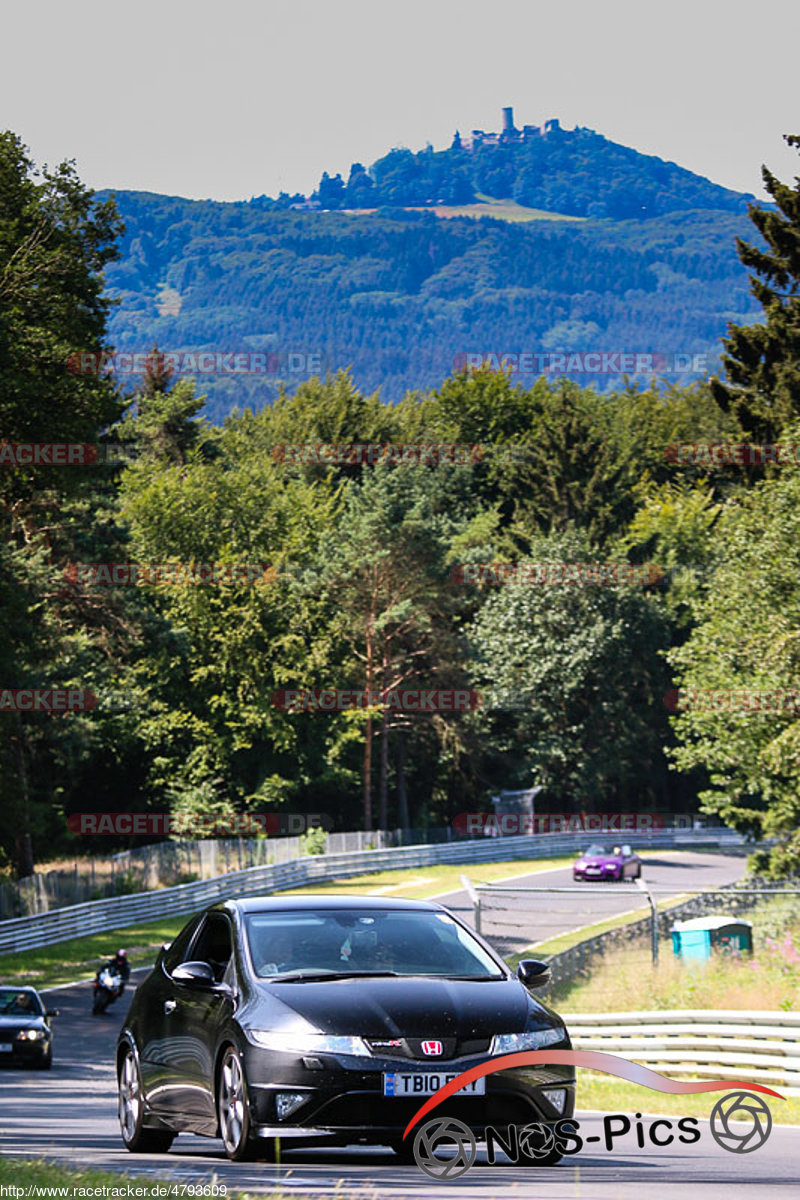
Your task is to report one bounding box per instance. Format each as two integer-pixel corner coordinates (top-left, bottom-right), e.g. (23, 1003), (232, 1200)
(443, 848), (750, 952)
(1, 850), (796, 1198)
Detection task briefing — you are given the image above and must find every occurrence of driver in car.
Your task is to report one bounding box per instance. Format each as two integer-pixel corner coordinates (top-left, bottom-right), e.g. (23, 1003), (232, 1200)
(255, 931), (294, 976)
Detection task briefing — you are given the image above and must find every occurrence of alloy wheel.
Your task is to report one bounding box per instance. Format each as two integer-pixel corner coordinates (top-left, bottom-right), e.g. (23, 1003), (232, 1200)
(119, 1050), (141, 1143)
(219, 1049), (250, 1158)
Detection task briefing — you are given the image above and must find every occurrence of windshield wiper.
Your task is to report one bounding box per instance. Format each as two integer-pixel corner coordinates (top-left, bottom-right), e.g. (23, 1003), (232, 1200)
(269, 970), (402, 983)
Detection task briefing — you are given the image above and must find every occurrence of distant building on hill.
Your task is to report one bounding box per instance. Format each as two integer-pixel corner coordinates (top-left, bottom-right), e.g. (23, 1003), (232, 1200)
(459, 108), (563, 151)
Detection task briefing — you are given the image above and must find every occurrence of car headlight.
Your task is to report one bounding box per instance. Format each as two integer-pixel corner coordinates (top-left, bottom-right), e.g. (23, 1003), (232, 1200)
(248, 1031), (371, 1056)
(575, 861), (586, 869)
(16, 1029), (45, 1041)
(491, 1027), (565, 1054)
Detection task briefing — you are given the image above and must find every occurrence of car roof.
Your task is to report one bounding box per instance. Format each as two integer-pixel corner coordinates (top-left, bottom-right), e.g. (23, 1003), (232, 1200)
(219, 895), (446, 915)
(0, 984), (39, 994)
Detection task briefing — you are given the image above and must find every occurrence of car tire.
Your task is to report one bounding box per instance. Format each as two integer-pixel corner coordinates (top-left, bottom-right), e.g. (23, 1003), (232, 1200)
(118, 1047), (175, 1153)
(218, 1046), (259, 1162)
(36, 1048), (52, 1070)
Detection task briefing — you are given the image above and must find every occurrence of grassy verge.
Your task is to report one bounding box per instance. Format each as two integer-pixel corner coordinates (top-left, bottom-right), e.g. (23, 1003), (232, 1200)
(576, 1075), (800, 1123)
(0, 854), (573, 989)
(0, 1155), (313, 1198)
(554, 893), (800, 1011)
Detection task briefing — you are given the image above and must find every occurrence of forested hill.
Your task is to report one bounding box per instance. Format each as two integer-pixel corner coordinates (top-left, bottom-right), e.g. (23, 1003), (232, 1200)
(99, 127), (762, 419)
(301, 122), (751, 219)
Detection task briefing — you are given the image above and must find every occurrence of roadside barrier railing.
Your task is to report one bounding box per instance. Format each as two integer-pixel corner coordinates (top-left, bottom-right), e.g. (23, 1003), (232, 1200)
(563, 1010), (800, 1094)
(0, 827), (745, 955)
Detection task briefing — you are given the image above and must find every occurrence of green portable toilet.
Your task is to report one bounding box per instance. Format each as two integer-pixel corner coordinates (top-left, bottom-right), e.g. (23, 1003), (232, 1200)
(671, 915), (753, 960)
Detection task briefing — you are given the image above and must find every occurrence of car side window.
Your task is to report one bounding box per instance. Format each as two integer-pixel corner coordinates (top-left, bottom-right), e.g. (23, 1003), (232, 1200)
(163, 915), (202, 973)
(191, 913), (233, 983)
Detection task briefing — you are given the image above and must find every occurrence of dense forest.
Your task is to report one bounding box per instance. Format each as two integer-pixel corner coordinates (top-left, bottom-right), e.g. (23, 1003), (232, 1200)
(2, 126), (799, 879)
(101, 194), (761, 417)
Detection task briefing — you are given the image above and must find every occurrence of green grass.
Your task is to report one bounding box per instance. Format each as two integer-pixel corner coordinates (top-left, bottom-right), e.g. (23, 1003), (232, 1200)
(0, 1155), (315, 1198)
(0, 854), (573, 989)
(576, 1076), (800, 1123)
(343, 193), (585, 224)
(555, 894), (800, 1012)
(409, 194), (586, 223)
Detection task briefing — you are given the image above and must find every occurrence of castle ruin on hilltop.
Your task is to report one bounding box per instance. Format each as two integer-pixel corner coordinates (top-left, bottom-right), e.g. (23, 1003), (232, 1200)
(453, 107), (562, 151)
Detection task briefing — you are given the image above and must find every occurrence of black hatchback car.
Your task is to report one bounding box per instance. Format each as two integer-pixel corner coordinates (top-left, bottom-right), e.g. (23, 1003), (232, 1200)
(117, 896), (574, 1161)
(0, 986), (57, 1069)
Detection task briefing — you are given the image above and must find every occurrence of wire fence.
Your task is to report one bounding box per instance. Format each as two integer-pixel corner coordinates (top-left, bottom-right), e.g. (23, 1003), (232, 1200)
(0, 827), (458, 919)
(0, 819), (734, 919)
(470, 878), (800, 989)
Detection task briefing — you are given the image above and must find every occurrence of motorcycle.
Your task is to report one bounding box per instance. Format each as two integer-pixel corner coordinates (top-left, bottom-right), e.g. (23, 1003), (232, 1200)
(92, 967), (123, 1015)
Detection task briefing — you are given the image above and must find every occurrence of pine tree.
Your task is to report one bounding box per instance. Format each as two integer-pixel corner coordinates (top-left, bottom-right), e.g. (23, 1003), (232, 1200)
(710, 134), (800, 441)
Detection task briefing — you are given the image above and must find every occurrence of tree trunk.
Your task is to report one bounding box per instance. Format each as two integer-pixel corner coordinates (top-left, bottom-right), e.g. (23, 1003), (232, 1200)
(363, 715), (373, 832)
(12, 716), (34, 877)
(396, 732), (409, 833)
(379, 706), (389, 830)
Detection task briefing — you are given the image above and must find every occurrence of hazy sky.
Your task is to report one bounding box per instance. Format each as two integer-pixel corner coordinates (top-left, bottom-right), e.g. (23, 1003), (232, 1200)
(3, 0), (798, 203)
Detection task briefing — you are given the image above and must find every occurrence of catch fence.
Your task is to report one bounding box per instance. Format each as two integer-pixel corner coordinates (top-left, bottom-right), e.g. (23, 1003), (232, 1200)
(0, 827), (745, 955)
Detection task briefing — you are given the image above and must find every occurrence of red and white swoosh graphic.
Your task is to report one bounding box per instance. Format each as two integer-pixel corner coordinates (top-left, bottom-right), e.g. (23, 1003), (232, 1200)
(401, 1049), (785, 1141)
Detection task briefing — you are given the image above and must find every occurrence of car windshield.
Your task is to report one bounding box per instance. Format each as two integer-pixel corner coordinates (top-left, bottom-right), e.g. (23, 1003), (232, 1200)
(0, 988), (42, 1017)
(585, 844), (610, 855)
(245, 909), (505, 980)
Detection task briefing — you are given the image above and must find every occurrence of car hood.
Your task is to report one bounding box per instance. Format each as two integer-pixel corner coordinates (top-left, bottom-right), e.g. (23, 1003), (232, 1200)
(579, 855), (621, 866)
(244, 976), (561, 1039)
(0, 1015), (46, 1029)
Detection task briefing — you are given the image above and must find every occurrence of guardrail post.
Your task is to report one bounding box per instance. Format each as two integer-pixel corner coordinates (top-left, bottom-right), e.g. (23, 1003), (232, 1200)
(635, 877), (659, 966)
(460, 874), (481, 935)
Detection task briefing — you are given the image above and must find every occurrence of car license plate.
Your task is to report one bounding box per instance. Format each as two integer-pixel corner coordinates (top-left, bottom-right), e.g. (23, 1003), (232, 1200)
(383, 1072), (485, 1097)
(0, 1043), (12, 1053)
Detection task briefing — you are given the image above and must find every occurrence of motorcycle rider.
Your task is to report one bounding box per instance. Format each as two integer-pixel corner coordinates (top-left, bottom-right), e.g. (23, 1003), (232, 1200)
(106, 948), (130, 993)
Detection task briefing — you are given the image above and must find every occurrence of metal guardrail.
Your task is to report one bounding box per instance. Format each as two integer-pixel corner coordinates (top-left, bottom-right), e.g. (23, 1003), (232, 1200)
(563, 1010), (800, 1094)
(0, 828), (745, 955)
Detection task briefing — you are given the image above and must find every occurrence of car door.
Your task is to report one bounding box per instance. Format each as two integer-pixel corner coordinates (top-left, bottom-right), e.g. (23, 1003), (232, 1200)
(137, 914), (203, 1119)
(161, 911), (236, 1124)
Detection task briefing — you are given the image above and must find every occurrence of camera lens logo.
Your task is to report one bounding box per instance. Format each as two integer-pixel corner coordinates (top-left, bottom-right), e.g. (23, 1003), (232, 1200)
(413, 1117), (477, 1180)
(517, 1121), (558, 1159)
(710, 1091), (773, 1153)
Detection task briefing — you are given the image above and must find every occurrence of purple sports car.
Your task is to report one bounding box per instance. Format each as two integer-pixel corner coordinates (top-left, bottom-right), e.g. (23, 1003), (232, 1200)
(572, 843), (642, 882)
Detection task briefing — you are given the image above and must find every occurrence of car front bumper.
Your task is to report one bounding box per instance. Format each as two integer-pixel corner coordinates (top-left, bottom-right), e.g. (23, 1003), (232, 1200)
(242, 1043), (576, 1141)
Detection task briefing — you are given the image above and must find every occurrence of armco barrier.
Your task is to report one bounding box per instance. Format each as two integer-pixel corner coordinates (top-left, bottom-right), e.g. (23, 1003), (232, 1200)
(563, 1010), (800, 1094)
(0, 828), (745, 955)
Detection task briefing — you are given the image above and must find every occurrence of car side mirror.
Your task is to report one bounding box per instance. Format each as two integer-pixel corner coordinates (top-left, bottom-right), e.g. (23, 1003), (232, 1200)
(172, 961), (218, 987)
(516, 959), (551, 988)
(46, 1009), (60, 1018)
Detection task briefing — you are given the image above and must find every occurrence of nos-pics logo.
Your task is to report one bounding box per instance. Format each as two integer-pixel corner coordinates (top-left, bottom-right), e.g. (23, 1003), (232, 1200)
(403, 1050), (780, 1180)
